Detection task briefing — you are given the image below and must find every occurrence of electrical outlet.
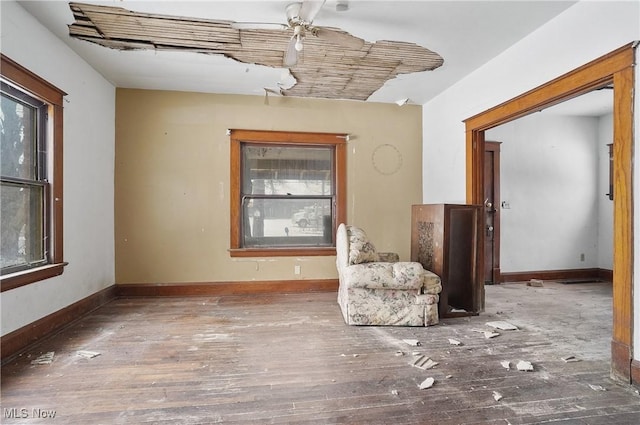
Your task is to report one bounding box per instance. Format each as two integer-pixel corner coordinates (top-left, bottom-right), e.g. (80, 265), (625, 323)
(294, 265), (301, 275)
(580, 253), (585, 262)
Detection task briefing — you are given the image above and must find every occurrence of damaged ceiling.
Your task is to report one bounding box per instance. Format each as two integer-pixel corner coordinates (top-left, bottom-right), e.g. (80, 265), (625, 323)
(18, 1), (580, 105)
(67, 2), (444, 101)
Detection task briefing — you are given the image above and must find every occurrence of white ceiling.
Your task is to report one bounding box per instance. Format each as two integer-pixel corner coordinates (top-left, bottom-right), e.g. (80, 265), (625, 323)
(18, 0), (597, 107)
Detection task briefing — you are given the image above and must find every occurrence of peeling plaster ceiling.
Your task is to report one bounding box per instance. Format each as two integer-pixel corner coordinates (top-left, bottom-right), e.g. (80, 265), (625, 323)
(17, 1), (579, 104)
(67, 2), (444, 101)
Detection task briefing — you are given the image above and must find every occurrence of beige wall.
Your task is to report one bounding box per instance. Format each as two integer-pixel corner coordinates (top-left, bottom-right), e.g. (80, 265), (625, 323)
(115, 89), (422, 284)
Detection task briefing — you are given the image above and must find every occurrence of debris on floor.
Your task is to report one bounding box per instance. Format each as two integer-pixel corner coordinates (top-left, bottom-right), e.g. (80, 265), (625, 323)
(448, 338), (462, 346)
(418, 377), (435, 389)
(527, 279), (544, 287)
(395, 350), (405, 356)
(589, 384), (607, 392)
(486, 321), (519, 331)
(450, 308), (467, 313)
(30, 352), (55, 365)
(77, 350), (101, 359)
(474, 329), (500, 339)
(402, 339), (421, 346)
(501, 360), (511, 370)
(391, 389), (399, 396)
(561, 355), (581, 363)
(410, 355), (438, 370)
(492, 391), (503, 401)
(516, 360), (534, 371)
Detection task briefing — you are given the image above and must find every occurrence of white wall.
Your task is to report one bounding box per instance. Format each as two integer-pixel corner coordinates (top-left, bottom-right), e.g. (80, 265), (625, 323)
(486, 115), (601, 272)
(597, 114), (614, 270)
(0, 1), (115, 335)
(421, 0), (639, 359)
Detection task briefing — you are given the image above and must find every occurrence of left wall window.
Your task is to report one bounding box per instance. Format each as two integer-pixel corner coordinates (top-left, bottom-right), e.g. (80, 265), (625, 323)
(1, 55), (67, 292)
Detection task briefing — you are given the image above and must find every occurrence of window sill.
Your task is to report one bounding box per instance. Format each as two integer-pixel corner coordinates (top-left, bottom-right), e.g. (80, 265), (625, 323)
(229, 248), (336, 257)
(1, 262), (68, 292)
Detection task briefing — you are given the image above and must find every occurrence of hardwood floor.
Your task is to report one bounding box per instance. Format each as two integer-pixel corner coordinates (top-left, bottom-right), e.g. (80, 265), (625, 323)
(2, 282), (639, 424)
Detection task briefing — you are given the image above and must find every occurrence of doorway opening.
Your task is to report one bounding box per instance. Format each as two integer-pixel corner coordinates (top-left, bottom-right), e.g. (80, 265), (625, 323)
(464, 43), (635, 383)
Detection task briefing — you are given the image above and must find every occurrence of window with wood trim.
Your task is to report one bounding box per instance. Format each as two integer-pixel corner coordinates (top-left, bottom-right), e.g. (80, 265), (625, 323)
(229, 130), (346, 257)
(1, 55), (66, 292)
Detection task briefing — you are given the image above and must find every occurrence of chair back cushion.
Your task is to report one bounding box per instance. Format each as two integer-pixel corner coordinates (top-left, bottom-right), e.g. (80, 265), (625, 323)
(346, 225), (379, 265)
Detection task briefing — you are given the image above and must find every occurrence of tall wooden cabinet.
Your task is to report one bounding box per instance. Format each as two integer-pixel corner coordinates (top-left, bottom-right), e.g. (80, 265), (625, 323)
(411, 204), (482, 318)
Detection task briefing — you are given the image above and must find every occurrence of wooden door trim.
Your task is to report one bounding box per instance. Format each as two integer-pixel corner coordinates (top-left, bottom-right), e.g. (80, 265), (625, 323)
(464, 42), (636, 383)
(485, 141), (501, 284)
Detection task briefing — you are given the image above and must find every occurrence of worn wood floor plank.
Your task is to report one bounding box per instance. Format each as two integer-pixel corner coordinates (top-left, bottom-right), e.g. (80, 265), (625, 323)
(2, 282), (639, 424)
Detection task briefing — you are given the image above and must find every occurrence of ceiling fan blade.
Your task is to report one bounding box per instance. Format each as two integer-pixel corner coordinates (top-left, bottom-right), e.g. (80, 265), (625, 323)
(315, 28), (364, 49)
(298, 0), (326, 23)
(231, 22), (288, 30)
(283, 36), (299, 67)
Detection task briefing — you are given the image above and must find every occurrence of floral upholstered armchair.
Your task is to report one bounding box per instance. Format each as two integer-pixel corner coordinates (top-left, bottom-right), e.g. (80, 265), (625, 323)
(336, 223), (442, 326)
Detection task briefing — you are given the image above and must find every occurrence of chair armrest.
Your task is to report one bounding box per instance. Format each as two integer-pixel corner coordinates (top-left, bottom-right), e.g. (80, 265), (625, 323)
(422, 270), (442, 295)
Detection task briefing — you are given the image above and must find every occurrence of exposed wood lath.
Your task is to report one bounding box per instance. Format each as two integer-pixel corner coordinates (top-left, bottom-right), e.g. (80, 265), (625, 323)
(67, 2), (444, 101)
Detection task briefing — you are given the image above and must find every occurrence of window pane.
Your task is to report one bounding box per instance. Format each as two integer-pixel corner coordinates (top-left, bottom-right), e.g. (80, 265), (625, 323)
(242, 145), (333, 196)
(243, 197), (332, 247)
(1, 92), (38, 180)
(0, 182), (45, 272)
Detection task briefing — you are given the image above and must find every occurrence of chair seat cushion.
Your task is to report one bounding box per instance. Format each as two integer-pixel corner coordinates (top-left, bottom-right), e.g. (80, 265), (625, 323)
(343, 261), (426, 290)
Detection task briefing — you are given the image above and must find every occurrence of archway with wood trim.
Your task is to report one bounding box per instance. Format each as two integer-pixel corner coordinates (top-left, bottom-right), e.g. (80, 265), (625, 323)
(464, 43), (636, 383)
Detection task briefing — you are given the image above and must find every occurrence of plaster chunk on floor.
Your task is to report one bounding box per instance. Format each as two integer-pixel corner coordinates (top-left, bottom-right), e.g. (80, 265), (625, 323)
(527, 279), (544, 287)
(419, 377), (435, 389)
(410, 355), (439, 370)
(516, 360), (534, 371)
(77, 350), (101, 359)
(486, 321), (519, 331)
(561, 355), (581, 363)
(31, 352), (55, 365)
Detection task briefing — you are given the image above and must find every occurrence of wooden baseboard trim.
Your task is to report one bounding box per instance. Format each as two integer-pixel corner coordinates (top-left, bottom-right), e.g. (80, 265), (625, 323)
(597, 268), (613, 281)
(501, 268), (612, 283)
(1, 285), (117, 364)
(116, 279), (339, 297)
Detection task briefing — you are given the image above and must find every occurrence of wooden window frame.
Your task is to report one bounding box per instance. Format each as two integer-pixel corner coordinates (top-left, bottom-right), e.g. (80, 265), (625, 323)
(1, 54), (67, 292)
(229, 129), (347, 257)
